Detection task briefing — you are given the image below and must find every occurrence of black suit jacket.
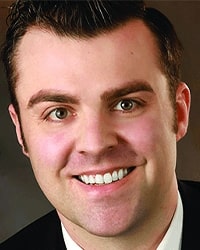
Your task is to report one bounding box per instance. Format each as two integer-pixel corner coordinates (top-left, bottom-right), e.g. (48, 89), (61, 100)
(0, 180), (200, 250)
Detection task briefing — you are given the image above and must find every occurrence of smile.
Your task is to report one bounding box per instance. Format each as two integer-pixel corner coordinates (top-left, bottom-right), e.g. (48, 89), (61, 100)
(78, 167), (134, 185)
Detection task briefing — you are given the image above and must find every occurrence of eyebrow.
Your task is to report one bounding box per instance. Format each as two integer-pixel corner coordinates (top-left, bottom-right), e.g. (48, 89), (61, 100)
(101, 80), (154, 101)
(27, 80), (154, 109)
(27, 89), (80, 108)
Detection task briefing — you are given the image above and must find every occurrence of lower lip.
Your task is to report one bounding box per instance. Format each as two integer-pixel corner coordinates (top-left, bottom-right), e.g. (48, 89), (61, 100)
(75, 167), (137, 195)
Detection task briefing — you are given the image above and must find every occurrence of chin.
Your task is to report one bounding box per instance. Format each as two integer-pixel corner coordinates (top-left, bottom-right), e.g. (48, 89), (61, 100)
(80, 216), (136, 238)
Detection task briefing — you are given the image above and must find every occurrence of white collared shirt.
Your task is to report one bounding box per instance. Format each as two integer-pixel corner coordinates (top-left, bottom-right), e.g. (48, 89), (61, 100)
(61, 223), (82, 250)
(157, 192), (183, 250)
(61, 192), (183, 250)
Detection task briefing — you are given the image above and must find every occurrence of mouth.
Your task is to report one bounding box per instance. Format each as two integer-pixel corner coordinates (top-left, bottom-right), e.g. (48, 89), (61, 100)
(76, 167), (135, 185)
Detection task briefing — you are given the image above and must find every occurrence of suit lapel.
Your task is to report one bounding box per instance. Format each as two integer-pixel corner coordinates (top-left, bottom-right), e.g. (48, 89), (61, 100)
(39, 210), (66, 250)
(178, 180), (200, 249)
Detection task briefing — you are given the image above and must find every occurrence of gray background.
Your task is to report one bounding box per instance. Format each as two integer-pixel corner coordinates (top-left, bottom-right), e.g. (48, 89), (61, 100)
(1, 0), (200, 243)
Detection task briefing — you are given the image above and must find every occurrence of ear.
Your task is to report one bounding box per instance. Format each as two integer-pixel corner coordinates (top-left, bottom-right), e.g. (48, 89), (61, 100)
(176, 82), (191, 141)
(8, 104), (29, 157)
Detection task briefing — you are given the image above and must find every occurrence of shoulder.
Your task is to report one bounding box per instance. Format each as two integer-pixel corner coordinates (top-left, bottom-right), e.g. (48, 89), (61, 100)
(178, 179), (200, 212)
(0, 210), (64, 250)
(178, 180), (200, 198)
(178, 179), (200, 208)
(178, 180), (200, 248)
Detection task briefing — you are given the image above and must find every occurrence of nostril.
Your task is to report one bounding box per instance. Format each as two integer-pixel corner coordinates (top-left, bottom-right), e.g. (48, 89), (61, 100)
(107, 145), (114, 151)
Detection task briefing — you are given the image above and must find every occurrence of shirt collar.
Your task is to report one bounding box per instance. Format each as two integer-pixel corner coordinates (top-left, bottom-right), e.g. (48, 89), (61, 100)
(157, 192), (183, 250)
(61, 192), (183, 250)
(61, 223), (82, 250)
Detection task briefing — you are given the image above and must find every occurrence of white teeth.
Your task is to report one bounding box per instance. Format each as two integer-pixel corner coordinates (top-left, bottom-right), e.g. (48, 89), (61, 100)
(89, 175), (95, 184)
(124, 168), (128, 175)
(112, 171), (118, 181)
(104, 173), (112, 184)
(118, 169), (123, 180)
(95, 174), (104, 184)
(83, 175), (89, 184)
(79, 168), (130, 185)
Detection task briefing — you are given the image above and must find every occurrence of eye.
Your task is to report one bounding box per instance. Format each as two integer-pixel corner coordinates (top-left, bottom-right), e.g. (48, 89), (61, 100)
(114, 99), (137, 111)
(47, 107), (69, 121)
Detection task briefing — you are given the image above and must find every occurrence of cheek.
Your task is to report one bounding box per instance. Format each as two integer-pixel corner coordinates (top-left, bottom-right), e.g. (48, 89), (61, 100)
(25, 131), (73, 200)
(26, 130), (73, 171)
(121, 114), (176, 169)
(125, 115), (177, 182)
(122, 117), (159, 154)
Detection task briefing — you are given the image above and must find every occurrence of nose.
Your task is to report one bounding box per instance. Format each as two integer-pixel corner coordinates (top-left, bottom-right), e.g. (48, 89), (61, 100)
(75, 112), (118, 156)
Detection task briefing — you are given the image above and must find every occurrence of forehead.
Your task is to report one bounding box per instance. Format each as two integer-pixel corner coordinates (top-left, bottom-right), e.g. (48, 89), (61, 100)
(16, 19), (159, 65)
(15, 19), (164, 99)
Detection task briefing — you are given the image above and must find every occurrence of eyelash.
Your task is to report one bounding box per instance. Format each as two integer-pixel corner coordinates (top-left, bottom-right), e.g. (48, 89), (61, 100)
(44, 106), (73, 122)
(43, 98), (144, 122)
(112, 98), (144, 113)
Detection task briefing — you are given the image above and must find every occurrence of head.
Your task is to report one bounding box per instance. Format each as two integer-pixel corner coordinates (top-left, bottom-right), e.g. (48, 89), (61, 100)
(1, 0), (190, 247)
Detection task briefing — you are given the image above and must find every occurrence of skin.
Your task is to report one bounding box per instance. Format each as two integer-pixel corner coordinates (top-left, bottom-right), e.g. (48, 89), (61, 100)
(9, 20), (190, 249)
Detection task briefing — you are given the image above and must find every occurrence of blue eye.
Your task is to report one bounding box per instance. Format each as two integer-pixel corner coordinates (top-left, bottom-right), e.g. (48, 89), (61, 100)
(48, 108), (69, 121)
(115, 99), (136, 111)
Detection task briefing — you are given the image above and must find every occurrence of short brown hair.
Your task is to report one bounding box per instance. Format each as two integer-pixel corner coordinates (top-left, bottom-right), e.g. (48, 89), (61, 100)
(1, 0), (183, 118)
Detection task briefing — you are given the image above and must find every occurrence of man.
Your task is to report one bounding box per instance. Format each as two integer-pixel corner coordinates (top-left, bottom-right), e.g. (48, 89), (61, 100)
(0, 0), (199, 249)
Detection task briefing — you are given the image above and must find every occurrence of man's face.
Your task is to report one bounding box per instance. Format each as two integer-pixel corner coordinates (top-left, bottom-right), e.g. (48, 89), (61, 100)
(10, 20), (189, 237)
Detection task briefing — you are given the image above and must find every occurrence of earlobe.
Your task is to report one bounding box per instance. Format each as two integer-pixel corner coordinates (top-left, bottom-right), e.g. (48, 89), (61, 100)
(176, 82), (191, 141)
(8, 104), (29, 156)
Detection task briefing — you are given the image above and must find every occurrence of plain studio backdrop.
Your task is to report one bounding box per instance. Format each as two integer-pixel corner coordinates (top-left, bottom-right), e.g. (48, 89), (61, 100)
(0, 0), (200, 243)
